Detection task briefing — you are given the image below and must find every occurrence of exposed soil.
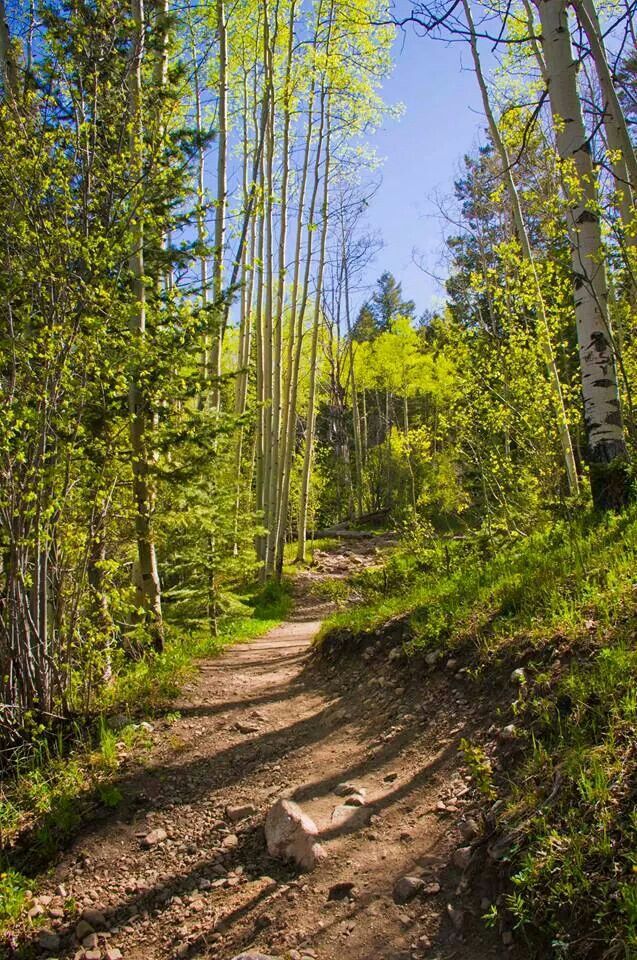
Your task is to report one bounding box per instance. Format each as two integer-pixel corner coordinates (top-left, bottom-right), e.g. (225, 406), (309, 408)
(13, 536), (514, 960)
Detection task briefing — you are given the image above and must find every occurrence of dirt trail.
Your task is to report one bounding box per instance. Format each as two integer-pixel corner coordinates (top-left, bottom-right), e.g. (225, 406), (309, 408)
(19, 537), (509, 960)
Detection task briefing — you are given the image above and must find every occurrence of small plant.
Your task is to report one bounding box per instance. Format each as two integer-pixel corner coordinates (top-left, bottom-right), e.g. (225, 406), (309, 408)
(460, 738), (496, 799)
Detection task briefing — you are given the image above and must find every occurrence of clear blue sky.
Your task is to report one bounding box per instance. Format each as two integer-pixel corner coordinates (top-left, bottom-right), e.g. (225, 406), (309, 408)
(361, 28), (488, 315)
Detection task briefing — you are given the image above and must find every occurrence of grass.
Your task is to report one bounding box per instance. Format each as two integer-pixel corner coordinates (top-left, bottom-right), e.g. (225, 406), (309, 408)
(318, 505), (637, 957)
(0, 579), (292, 932)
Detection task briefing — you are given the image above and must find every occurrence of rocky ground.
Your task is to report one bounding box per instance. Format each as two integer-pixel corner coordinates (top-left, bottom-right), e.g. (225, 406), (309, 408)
(13, 537), (514, 960)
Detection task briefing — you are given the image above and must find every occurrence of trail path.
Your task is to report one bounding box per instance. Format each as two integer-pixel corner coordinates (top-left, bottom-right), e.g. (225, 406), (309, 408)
(23, 537), (509, 960)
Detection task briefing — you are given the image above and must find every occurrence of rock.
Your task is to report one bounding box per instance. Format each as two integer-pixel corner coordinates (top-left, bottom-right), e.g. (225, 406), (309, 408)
(141, 827), (167, 848)
(334, 782), (363, 797)
(138, 720), (154, 732)
(106, 714), (129, 731)
(388, 647), (402, 661)
(500, 724), (517, 741)
(85, 951), (101, 960)
(222, 833), (239, 850)
(510, 668), (526, 684)
(235, 721), (260, 734)
(392, 876), (425, 904)
(75, 919), (95, 941)
(38, 930), (60, 951)
(446, 658), (458, 671)
(423, 881), (441, 895)
(383, 771), (398, 783)
(81, 908), (107, 929)
(459, 818), (479, 842)
(82, 933), (99, 949)
(344, 793), (365, 807)
(105, 950), (123, 960)
(452, 846), (473, 870)
(264, 799), (325, 871)
(447, 903), (464, 930)
(226, 804), (257, 822)
(327, 881), (356, 901)
(229, 954), (280, 960)
(425, 651), (439, 666)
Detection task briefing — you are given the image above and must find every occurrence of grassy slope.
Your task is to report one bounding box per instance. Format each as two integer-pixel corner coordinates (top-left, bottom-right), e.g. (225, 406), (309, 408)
(320, 508), (637, 958)
(0, 582), (291, 931)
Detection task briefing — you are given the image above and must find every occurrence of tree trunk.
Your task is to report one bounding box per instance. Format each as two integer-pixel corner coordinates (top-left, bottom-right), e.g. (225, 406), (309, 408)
(128, 0), (163, 649)
(535, 0), (631, 510)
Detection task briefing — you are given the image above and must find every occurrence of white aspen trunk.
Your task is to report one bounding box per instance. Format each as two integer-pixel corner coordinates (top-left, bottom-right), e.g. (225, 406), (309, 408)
(573, 0), (637, 240)
(128, 0), (163, 650)
(343, 252), (364, 517)
(273, 78), (318, 575)
(535, 0), (630, 509)
(463, 0), (579, 496)
(266, 0), (295, 577)
(297, 97), (331, 562)
(211, 0), (228, 410)
(191, 27), (210, 399)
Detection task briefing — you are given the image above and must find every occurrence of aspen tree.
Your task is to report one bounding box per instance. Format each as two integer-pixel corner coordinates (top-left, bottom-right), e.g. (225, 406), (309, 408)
(535, 0), (631, 509)
(297, 94), (332, 562)
(463, 0), (579, 496)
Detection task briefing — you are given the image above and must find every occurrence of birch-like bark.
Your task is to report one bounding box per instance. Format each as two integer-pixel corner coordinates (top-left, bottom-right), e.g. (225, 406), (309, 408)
(463, 0), (579, 496)
(0, 0), (18, 97)
(573, 0), (637, 240)
(211, 0), (228, 410)
(297, 97), (331, 562)
(128, 0), (163, 649)
(535, 0), (630, 509)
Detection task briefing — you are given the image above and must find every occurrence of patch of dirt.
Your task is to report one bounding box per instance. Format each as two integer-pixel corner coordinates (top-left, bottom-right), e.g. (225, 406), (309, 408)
(12, 536), (515, 960)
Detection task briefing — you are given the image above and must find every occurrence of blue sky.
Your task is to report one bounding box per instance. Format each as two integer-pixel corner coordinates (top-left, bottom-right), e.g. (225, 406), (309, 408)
(360, 28), (488, 315)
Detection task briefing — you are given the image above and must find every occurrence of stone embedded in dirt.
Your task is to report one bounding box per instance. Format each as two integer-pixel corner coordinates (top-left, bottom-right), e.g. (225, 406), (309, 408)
(510, 667), (526, 684)
(343, 793), (365, 807)
(500, 723), (517, 740)
(446, 658), (458, 670)
(105, 949), (123, 960)
(141, 827), (167, 848)
(222, 833), (240, 850)
(75, 919), (95, 941)
(37, 929), (60, 951)
(447, 903), (464, 930)
(327, 881), (357, 901)
(388, 647), (402, 661)
(425, 651), (439, 666)
(226, 803), (258, 822)
(235, 720), (260, 734)
(80, 907), (107, 929)
(85, 951), (101, 960)
(423, 881), (441, 895)
(452, 846), (473, 870)
(383, 771), (398, 783)
(334, 782), (363, 797)
(265, 798), (325, 870)
(459, 818), (479, 842)
(392, 876), (425, 904)
(82, 933), (99, 949)
(229, 954), (281, 960)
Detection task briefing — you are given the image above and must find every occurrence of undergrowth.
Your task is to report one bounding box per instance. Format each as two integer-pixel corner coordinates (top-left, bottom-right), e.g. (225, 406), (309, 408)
(319, 506), (637, 958)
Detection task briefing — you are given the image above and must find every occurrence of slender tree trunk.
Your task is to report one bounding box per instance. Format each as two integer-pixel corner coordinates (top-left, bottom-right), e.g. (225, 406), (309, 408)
(128, 0), (163, 649)
(535, 0), (630, 509)
(464, 0), (579, 496)
(297, 97), (331, 562)
(211, 0), (228, 410)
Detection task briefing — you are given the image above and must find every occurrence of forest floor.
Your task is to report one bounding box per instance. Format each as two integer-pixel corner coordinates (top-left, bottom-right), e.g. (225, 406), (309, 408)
(15, 536), (513, 960)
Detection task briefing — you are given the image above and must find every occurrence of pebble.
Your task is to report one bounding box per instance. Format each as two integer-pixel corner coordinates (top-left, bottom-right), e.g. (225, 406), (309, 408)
(334, 782), (362, 797)
(37, 930), (60, 951)
(81, 908), (107, 929)
(393, 876), (425, 904)
(222, 833), (239, 850)
(343, 793), (366, 807)
(105, 950), (123, 960)
(459, 818), (479, 841)
(141, 827), (167, 848)
(452, 846), (473, 870)
(510, 668), (526, 684)
(75, 919), (95, 941)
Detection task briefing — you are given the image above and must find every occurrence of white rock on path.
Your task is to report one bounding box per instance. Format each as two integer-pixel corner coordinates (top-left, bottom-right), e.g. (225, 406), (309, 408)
(264, 798), (326, 871)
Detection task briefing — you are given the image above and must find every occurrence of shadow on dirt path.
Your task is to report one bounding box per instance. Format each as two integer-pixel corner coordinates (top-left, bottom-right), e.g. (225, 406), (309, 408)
(12, 535), (513, 960)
